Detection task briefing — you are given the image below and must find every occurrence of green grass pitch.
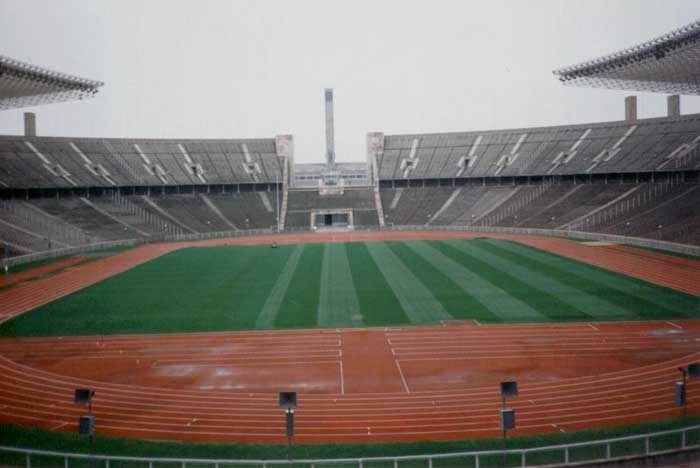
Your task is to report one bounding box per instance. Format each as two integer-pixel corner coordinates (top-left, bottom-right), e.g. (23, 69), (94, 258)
(1, 239), (697, 337)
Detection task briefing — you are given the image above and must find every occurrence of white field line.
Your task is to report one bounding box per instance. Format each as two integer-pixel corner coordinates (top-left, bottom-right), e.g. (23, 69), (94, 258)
(391, 351), (696, 361)
(152, 359), (342, 368)
(395, 360), (411, 394)
(50, 421), (68, 431)
(339, 361), (345, 395)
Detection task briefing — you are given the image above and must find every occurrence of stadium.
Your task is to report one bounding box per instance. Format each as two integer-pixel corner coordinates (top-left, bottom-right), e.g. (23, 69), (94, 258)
(0, 4), (699, 468)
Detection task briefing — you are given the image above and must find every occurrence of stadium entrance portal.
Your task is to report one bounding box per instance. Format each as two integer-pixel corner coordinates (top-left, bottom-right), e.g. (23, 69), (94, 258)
(311, 209), (353, 231)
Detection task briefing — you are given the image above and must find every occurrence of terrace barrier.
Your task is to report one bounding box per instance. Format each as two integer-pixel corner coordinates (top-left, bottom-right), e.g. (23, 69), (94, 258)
(0, 425), (698, 468)
(2, 225), (698, 269)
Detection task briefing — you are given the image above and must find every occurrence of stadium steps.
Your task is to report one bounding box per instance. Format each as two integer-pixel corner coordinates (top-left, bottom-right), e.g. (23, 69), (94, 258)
(199, 194), (238, 230)
(514, 185), (581, 227)
(472, 186), (520, 224)
(558, 184), (642, 230)
(136, 196), (198, 234)
(373, 185), (385, 227)
(427, 188), (460, 224)
(0, 200), (88, 246)
(79, 197), (152, 237)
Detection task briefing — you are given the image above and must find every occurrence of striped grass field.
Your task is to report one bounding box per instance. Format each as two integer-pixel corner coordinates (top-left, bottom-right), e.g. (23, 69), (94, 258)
(0, 239), (696, 337)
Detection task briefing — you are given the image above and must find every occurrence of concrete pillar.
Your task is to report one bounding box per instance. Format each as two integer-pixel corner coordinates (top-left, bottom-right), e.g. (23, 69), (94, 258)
(625, 96), (637, 122)
(24, 112), (36, 137)
(667, 95), (680, 118)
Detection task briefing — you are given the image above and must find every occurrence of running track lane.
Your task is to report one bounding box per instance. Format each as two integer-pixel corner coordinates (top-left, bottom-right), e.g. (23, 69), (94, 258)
(0, 321), (698, 443)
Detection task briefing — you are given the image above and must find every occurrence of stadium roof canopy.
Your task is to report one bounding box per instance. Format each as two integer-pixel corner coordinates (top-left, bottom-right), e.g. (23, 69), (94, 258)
(0, 54), (103, 110)
(553, 19), (700, 95)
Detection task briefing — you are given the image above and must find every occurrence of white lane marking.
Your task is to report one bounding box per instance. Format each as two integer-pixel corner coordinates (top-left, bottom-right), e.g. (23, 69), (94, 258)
(50, 421), (68, 431)
(396, 360), (411, 394)
(667, 321), (683, 330)
(338, 361), (345, 395)
(588, 323), (599, 331)
(186, 418), (197, 427)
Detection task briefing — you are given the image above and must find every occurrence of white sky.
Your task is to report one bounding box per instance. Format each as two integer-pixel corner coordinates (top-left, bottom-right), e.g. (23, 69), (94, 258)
(1, 0), (699, 163)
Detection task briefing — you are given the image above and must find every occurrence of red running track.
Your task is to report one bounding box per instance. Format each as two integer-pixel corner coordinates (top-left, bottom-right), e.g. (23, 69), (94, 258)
(0, 231), (698, 443)
(0, 321), (699, 443)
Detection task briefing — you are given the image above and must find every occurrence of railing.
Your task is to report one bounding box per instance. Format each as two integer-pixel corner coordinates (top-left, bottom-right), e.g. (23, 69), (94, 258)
(0, 238), (145, 268)
(0, 425), (698, 468)
(378, 224), (700, 257)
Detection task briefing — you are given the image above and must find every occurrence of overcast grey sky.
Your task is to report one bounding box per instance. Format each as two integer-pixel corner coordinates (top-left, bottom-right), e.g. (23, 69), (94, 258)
(1, 0), (699, 163)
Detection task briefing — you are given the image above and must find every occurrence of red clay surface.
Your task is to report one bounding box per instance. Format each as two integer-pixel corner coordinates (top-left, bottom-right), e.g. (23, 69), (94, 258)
(0, 321), (698, 443)
(0, 256), (89, 289)
(0, 231), (698, 444)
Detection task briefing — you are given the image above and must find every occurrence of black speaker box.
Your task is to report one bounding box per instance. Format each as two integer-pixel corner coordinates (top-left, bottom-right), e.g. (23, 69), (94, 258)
(74, 389), (93, 405)
(500, 408), (515, 430)
(279, 391), (297, 409)
(500, 381), (518, 398)
(79, 415), (94, 436)
(676, 381), (686, 406)
(688, 363), (700, 378)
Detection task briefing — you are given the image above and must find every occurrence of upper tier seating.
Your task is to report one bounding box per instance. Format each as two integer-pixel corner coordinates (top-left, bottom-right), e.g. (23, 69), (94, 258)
(378, 114), (700, 180)
(0, 137), (281, 188)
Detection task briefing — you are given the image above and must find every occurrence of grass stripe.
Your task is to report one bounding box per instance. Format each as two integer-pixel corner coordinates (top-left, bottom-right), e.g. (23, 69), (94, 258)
(210, 244), (298, 330)
(448, 240), (591, 321)
(463, 240), (604, 321)
(255, 244), (304, 329)
(390, 241), (501, 322)
(274, 243), (323, 329)
(317, 243), (363, 328)
(492, 240), (699, 320)
(474, 240), (642, 320)
(346, 242), (410, 326)
(447, 240), (598, 321)
(417, 241), (546, 322)
(366, 242), (452, 324)
(432, 240), (552, 321)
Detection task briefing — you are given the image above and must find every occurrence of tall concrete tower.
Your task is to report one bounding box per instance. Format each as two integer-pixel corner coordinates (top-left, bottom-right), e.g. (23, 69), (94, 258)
(324, 88), (335, 169)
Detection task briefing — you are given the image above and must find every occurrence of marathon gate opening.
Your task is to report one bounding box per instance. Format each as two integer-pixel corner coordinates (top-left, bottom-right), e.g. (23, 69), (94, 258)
(311, 209), (353, 230)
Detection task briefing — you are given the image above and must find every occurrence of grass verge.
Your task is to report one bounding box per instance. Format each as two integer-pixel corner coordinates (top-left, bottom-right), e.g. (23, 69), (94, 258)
(0, 418), (698, 462)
